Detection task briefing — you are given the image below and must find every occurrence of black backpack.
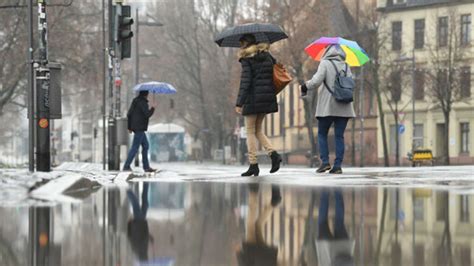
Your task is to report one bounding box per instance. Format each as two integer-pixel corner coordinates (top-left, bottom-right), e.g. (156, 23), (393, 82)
(323, 60), (355, 103)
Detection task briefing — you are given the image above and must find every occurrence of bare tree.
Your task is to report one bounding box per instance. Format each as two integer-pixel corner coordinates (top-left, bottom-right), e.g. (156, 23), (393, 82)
(425, 9), (469, 165)
(359, 8), (391, 166)
(143, 0), (243, 159)
(0, 8), (28, 115)
(261, 0), (330, 167)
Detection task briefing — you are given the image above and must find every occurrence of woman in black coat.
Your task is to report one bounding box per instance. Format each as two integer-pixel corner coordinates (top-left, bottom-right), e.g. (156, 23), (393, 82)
(235, 34), (282, 176)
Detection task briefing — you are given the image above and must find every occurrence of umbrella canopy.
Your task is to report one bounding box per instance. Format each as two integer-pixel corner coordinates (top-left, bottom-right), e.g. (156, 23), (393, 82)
(133, 82), (177, 94)
(215, 23), (288, 48)
(305, 37), (369, 67)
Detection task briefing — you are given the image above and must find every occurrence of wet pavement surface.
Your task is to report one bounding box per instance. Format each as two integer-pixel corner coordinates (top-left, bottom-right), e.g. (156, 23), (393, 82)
(0, 167), (473, 266)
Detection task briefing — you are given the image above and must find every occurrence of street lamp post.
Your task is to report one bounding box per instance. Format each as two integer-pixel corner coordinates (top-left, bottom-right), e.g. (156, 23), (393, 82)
(411, 50), (416, 163)
(27, 0), (35, 172)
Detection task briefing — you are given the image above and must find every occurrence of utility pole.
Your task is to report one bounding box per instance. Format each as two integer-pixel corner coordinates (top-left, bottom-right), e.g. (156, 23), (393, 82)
(36, 0), (51, 172)
(107, 0), (116, 170)
(102, 0), (107, 170)
(109, 1), (134, 170)
(411, 49), (416, 165)
(27, 0), (35, 172)
(134, 7), (140, 167)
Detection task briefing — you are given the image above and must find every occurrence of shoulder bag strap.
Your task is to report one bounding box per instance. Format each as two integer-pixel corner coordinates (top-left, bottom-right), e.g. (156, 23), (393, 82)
(323, 60), (340, 95)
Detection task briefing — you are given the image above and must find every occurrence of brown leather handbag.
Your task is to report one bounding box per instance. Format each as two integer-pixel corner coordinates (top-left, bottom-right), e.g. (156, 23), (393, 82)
(273, 63), (292, 94)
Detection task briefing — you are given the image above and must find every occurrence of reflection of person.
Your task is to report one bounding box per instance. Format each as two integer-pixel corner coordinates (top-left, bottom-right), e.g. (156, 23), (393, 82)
(237, 184), (282, 266)
(123, 91), (157, 172)
(316, 189), (355, 266)
(235, 34), (282, 176)
(300, 45), (356, 174)
(127, 183), (153, 262)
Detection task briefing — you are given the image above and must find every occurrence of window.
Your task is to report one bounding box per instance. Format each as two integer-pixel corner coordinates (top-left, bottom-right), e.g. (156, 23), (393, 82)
(415, 245), (425, 266)
(460, 122), (469, 153)
(438, 16), (448, 47)
(414, 124), (424, 149)
(280, 100), (285, 136)
(414, 19), (425, 49)
(392, 21), (402, 51)
(461, 14), (471, 46)
(271, 113), (275, 136)
(460, 247), (471, 266)
(437, 70), (448, 91)
(436, 192), (448, 221)
(280, 207), (285, 245)
(414, 198), (424, 221)
(390, 71), (402, 102)
(460, 66), (471, 98)
(460, 195), (470, 222)
(389, 125), (400, 155)
(414, 70), (425, 100)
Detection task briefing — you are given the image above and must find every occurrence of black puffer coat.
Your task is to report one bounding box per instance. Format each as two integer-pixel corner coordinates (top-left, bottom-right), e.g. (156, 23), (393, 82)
(236, 45), (278, 116)
(127, 95), (155, 132)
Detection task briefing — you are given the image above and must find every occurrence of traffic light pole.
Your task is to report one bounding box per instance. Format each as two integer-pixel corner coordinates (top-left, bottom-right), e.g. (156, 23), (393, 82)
(134, 7), (140, 167)
(27, 0), (35, 172)
(107, 0), (117, 170)
(36, 0), (51, 172)
(113, 2), (123, 170)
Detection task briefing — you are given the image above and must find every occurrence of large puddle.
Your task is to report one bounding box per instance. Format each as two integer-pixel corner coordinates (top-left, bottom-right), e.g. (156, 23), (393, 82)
(0, 181), (472, 266)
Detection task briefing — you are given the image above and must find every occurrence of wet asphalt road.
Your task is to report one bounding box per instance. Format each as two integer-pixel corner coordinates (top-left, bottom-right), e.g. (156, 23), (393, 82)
(0, 164), (473, 266)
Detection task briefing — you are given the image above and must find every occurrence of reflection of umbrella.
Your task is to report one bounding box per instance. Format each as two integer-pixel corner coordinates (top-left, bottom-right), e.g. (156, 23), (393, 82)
(215, 23), (288, 48)
(305, 37), (369, 67)
(133, 82), (177, 94)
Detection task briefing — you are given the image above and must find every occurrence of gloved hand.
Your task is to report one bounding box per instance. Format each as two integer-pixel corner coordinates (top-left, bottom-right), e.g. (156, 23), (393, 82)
(300, 83), (308, 97)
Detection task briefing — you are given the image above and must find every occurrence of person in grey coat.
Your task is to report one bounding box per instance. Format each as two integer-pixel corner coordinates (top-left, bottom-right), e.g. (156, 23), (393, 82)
(301, 45), (355, 174)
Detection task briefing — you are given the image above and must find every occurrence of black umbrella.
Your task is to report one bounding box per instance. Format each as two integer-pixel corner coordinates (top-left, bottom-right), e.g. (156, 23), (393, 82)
(215, 23), (288, 48)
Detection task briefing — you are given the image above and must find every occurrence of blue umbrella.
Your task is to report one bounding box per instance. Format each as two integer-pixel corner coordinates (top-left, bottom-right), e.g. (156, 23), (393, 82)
(133, 82), (177, 94)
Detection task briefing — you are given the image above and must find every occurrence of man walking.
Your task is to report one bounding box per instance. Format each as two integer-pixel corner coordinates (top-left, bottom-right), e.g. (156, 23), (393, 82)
(123, 91), (156, 172)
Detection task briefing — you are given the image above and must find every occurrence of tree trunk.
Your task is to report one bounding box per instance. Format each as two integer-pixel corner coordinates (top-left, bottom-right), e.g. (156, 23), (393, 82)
(394, 103), (400, 166)
(373, 70), (390, 166)
(443, 111), (450, 165)
(375, 188), (388, 264)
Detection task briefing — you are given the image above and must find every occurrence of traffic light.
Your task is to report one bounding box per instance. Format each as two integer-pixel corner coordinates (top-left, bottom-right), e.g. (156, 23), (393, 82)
(118, 5), (133, 59)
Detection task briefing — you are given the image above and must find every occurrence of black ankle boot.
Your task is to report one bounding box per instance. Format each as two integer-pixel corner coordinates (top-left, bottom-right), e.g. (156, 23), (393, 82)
(270, 151), (282, 173)
(241, 164), (259, 177)
(316, 163), (331, 173)
(271, 186), (282, 207)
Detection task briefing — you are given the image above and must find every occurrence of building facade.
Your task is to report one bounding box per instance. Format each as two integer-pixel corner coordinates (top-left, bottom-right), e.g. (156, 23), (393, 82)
(377, 0), (474, 165)
(261, 0), (380, 166)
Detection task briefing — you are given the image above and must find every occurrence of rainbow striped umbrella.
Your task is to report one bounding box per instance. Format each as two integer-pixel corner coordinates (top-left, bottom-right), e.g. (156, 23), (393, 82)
(305, 37), (369, 67)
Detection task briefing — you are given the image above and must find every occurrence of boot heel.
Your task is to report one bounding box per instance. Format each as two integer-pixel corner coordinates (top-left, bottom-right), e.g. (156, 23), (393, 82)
(241, 164), (260, 177)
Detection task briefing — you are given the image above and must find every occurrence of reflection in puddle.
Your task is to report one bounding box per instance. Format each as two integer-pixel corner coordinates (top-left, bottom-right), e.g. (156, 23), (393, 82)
(0, 183), (472, 265)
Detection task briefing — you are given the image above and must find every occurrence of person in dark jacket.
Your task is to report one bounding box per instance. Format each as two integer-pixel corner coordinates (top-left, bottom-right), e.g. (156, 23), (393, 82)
(236, 34), (282, 177)
(127, 183), (153, 262)
(123, 91), (156, 172)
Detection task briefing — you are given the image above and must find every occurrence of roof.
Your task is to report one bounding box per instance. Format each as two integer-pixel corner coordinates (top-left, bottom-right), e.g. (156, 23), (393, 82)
(148, 123), (185, 133)
(327, 0), (358, 38)
(379, 0), (473, 12)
